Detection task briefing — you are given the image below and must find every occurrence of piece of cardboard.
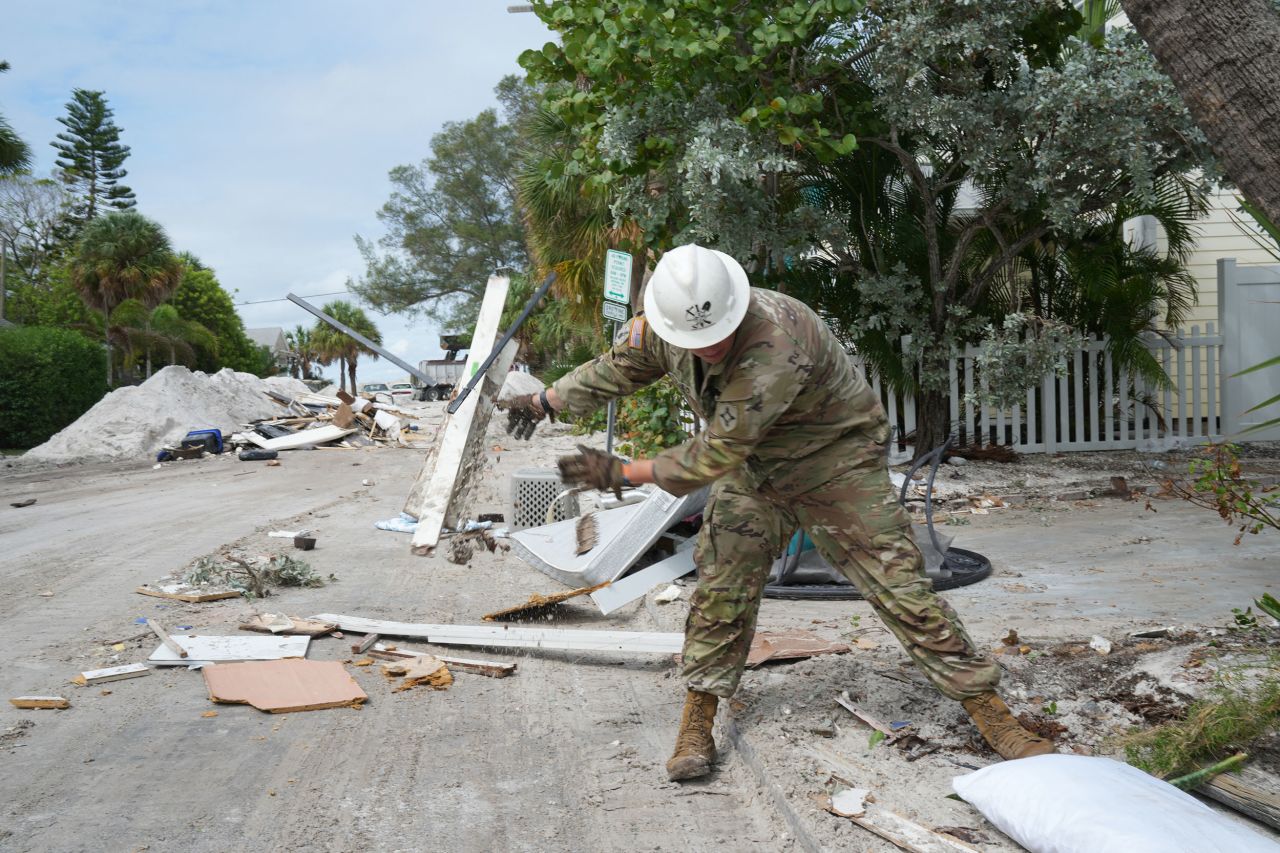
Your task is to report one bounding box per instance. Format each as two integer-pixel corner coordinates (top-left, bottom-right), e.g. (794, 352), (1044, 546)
(202, 659), (366, 713)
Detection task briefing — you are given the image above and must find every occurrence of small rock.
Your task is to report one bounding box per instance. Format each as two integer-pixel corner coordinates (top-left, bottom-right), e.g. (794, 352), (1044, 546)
(947, 456), (968, 466)
(1089, 635), (1112, 655)
(1079, 700), (1103, 718)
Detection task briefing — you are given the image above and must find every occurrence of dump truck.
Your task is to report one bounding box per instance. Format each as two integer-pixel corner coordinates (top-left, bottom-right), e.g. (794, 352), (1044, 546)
(411, 335), (472, 401)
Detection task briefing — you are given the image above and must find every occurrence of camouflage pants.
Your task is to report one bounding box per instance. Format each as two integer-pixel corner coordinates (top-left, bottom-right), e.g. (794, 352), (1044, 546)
(681, 445), (1000, 701)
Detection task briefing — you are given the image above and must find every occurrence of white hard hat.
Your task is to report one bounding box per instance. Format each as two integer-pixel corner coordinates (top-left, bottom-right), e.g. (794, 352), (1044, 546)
(642, 244), (750, 349)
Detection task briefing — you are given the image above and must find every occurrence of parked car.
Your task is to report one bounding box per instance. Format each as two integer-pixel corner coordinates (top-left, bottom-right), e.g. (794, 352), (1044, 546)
(389, 382), (414, 404)
(359, 382), (391, 401)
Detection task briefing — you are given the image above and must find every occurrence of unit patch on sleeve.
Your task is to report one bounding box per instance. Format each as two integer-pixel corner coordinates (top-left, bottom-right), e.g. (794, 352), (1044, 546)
(627, 315), (647, 350)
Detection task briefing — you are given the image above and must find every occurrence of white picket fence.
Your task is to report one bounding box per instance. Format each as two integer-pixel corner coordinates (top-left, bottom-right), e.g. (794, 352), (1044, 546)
(859, 323), (1225, 453)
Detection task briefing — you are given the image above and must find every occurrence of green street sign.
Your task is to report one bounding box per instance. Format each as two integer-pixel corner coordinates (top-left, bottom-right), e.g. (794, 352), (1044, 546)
(604, 249), (632, 304)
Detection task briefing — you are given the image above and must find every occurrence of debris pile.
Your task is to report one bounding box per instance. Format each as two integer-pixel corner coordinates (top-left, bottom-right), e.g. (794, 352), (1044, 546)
(230, 387), (433, 456)
(25, 366), (311, 465)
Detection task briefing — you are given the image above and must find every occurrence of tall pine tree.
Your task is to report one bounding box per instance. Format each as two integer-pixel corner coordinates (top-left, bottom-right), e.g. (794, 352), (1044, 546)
(51, 89), (135, 228)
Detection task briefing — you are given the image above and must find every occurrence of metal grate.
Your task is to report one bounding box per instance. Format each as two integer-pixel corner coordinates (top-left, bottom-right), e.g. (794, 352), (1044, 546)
(508, 468), (578, 531)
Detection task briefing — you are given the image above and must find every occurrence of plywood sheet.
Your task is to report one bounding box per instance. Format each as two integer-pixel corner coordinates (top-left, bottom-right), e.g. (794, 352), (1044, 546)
(203, 659), (366, 713)
(746, 630), (850, 668)
(148, 634), (310, 666)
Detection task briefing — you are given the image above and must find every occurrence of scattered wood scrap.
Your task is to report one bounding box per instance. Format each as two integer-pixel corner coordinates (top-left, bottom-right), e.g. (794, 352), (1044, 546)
(136, 584), (241, 603)
(1199, 766), (1280, 832)
(746, 630), (850, 668)
(239, 614), (337, 637)
(381, 656), (453, 692)
(482, 582), (609, 622)
(835, 691), (913, 745)
(368, 643), (515, 678)
(819, 793), (979, 853)
(10, 696), (69, 710)
(147, 618), (188, 659)
(203, 659), (366, 713)
(9, 498), (37, 508)
(72, 663), (150, 686)
(312, 613), (683, 654)
(353, 633), (381, 654)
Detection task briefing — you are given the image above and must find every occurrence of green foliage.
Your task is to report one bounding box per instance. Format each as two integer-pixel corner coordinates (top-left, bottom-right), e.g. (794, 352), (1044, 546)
(0, 173), (74, 285)
(68, 210), (182, 385)
(2, 259), (91, 328)
(166, 257), (271, 374)
(51, 88), (135, 228)
(351, 106), (526, 329)
(185, 552), (333, 600)
(571, 377), (691, 458)
(0, 325), (107, 448)
(0, 61), (32, 175)
(1124, 666), (1280, 779)
(965, 314), (1082, 410)
(1167, 443), (1278, 543)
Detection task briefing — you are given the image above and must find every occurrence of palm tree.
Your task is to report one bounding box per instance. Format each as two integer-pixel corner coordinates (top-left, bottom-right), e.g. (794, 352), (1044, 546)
(311, 300), (381, 393)
(288, 324), (319, 380)
(68, 211), (183, 385)
(0, 62), (32, 176)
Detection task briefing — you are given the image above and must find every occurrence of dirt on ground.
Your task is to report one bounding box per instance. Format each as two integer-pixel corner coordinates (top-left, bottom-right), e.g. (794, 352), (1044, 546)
(1, 404), (1278, 852)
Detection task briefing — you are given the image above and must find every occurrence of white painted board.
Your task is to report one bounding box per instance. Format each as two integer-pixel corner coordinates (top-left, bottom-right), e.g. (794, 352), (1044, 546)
(244, 424), (357, 451)
(148, 634), (310, 666)
(77, 663), (151, 684)
(590, 550), (696, 615)
(408, 275), (513, 552)
(311, 614), (683, 655)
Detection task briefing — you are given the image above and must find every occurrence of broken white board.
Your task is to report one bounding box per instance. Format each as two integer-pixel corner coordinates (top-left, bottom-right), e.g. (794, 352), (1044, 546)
(311, 614), (683, 655)
(148, 634), (310, 667)
(510, 485), (708, 588)
(509, 503), (643, 587)
(406, 274), (513, 554)
(590, 549), (696, 615)
(244, 424), (356, 451)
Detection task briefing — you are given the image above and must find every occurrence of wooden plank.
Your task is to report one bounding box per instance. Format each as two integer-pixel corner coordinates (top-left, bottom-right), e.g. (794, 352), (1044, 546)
(1176, 327), (1187, 440)
(147, 618), (188, 659)
(368, 644), (516, 678)
(353, 633), (380, 654)
(1199, 767), (1280, 832)
(10, 696), (70, 710)
(850, 806), (979, 853)
(1104, 346), (1115, 446)
(1118, 358), (1130, 443)
(1073, 347), (1084, 446)
(311, 613), (683, 654)
(408, 275), (514, 552)
(72, 663), (151, 685)
(136, 585), (241, 603)
(1191, 326), (1203, 439)
(1206, 321), (1218, 437)
(482, 583), (608, 622)
(963, 353), (974, 446)
(1161, 342), (1172, 441)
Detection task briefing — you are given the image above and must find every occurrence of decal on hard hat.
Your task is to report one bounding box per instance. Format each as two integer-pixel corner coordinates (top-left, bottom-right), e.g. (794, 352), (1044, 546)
(686, 301), (714, 330)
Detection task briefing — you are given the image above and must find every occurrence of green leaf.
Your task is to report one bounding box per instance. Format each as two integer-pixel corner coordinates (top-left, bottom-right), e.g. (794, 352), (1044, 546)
(868, 730), (886, 749)
(1241, 392), (1280, 415)
(1232, 355), (1280, 377)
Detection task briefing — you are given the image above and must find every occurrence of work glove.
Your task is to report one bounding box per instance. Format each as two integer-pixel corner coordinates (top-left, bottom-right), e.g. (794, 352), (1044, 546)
(503, 391), (555, 440)
(557, 444), (625, 500)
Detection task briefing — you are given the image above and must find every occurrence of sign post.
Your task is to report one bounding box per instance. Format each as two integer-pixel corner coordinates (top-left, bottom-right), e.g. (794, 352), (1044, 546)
(602, 250), (634, 456)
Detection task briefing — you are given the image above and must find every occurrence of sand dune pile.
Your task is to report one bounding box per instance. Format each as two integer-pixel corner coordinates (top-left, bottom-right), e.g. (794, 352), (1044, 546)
(25, 367), (310, 465)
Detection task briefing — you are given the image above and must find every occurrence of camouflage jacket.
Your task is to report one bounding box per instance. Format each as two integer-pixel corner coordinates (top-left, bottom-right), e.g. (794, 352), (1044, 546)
(551, 289), (888, 497)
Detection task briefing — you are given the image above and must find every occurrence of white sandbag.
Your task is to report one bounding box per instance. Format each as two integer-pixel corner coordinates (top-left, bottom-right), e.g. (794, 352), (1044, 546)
(952, 755), (1277, 853)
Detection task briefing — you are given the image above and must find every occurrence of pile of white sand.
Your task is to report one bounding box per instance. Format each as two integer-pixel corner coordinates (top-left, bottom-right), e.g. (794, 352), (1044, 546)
(26, 367), (310, 465)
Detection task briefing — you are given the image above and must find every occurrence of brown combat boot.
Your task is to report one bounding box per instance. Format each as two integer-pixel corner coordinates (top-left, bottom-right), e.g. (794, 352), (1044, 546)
(666, 690), (719, 781)
(961, 691), (1057, 760)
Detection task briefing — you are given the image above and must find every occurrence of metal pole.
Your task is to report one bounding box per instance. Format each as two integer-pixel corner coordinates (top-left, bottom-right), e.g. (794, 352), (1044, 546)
(605, 320), (618, 454)
(286, 293), (433, 386)
(447, 270), (557, 414)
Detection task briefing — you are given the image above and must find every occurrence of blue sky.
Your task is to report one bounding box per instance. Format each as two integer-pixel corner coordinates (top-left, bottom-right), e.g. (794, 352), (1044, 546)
(2, 1), (550, 383)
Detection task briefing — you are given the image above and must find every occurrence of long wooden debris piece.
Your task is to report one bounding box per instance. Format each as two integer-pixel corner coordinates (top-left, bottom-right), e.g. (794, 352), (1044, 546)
(311, 613), (683, 654)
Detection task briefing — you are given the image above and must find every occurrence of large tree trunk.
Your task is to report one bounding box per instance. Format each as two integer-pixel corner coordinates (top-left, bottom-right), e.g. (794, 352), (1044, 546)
(913, 386), (950, 462)
(348, 357), (357, 394)
(1121, 0), (1280, 226)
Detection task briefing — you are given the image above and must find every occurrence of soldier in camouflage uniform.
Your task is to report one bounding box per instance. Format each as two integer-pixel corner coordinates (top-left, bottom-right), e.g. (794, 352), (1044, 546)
(504, 245), (1054, 780)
